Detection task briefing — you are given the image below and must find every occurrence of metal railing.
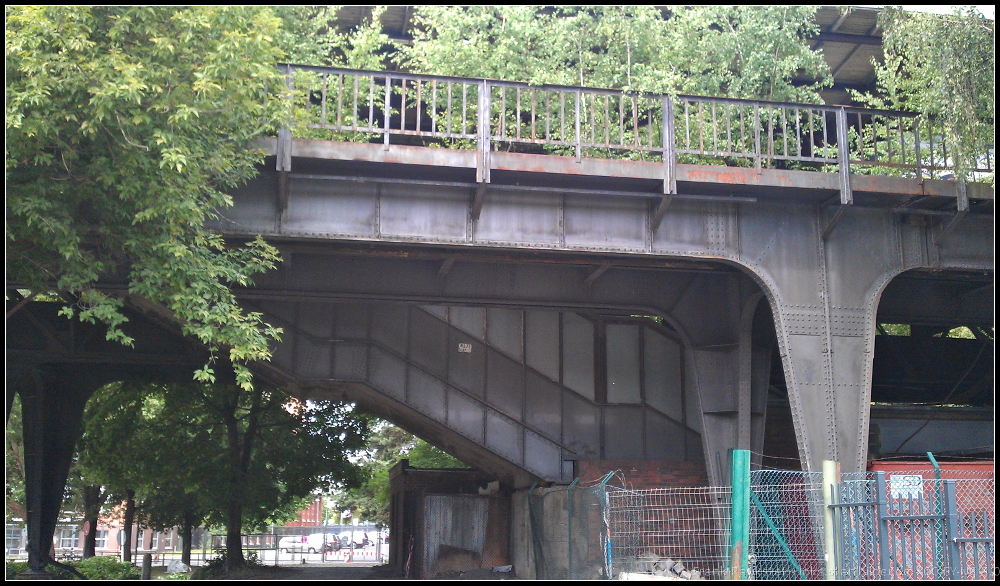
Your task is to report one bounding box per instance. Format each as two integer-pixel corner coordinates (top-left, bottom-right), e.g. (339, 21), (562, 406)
(280, 64), (994, 198)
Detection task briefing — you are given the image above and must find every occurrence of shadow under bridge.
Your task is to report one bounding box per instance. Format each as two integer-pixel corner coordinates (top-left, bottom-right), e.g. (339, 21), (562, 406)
(244, 299), (706, 489)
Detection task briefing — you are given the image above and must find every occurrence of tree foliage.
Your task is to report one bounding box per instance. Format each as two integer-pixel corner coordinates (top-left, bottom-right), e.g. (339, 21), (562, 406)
(336, 422), (468, 526)
(275, 6), (391, 70)
(852, 7), (994, 180)
(6, 7), (288, 389)
(401, 6), (830, 101)
(75, 382), (371, 565)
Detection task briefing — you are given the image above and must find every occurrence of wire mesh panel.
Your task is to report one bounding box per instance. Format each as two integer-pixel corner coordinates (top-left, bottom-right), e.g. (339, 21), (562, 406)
(605, 486), (732, 580)
(747, 470), (826, 580)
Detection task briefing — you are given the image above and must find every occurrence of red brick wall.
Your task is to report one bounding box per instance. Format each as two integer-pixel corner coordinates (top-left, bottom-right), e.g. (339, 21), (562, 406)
(576, 460), (709, 488)
(761, 402), (802, 470)
(285, 497), (324, 526)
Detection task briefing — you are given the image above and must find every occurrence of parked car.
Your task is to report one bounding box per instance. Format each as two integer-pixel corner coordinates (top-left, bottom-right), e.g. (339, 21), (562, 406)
(308, 533), (343, 553)
(278, 535), (306, 553)
(278, 534), (341, 553)
(337, 531), (369, 548)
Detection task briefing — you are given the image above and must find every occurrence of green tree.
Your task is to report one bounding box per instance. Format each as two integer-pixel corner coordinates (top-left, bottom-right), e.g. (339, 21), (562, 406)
(5, 395), (27, 523)
(401, 6), (830, 101)
(852, 7), (994, 181)
(338, 422), (468, 526)
(6, 6), (287, 390)
(74, 382), (371, 568)
(275, 6), (391, 70)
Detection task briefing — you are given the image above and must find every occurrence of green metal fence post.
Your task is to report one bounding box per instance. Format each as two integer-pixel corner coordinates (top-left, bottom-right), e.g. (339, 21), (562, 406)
(730, 449), (750, 579)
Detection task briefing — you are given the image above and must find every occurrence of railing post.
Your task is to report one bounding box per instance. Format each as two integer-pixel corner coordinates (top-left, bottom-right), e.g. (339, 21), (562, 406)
(383, 75), (391, 151)
(477, 81), (491, 185)
(651, 96), (677, 231)
(943, 480), (962, 580)
(822, 460), (840, 580)
(913, 117), (922, 181)
(753, 104), (762, 170)
(835, 107), (853, 205)
(874, 471), (891, 580)
(729, 449), (750, 580)
(575, 90), (582, 162)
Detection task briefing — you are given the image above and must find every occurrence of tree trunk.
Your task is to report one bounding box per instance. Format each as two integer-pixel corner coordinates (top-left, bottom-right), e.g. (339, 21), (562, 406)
(81, 484), (106, 558)
(224, 399), (246, 570)
(122, 489), (136, 563)
(221, 387), (264, 571)
(181, 511), (194, 567)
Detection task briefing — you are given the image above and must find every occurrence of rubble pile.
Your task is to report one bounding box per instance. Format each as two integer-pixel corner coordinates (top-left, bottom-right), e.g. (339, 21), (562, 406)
(634, 552), (706, 580)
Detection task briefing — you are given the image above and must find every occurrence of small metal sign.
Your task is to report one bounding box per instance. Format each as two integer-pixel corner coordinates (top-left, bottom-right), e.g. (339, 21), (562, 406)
(457, 343), (472, 353)
(889, 474), (923, 499)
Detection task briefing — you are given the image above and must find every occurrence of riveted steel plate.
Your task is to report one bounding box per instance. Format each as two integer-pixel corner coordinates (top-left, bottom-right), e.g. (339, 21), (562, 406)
(448, 329), (486, 398)
(447, 388), (485, 443)
(564, 195), (647, 251)
(829, 308), (867, 337)
(475, 190), (562, 246)
(379, 183), (469, 241)
(606, 324), (641, 404)
(487, 307), (523, 362)
(825, 209), (897, 309)
(410, 308), (450, 378)
(219, 173), (279, 233)
(371, 303), (409, 356)
(408, 366), (447, 423)
(562, 392), (600, 458)
(486, 411), (523, 464)
(604, 406), (644, 459)
(524, 371), (562, 441)
(333, 343), (367, 381)
(449, 306), (486, 340)
(691, 347), (739, 411)
(562, 313), (595, 400)
(486, 349), (524, 420)
(738, 202), (820, 307)
(524, 431), (562, 480)
(651, 199), (710, 255)
(335, 302), (369, 339)
(295, 301), (336, 338)
(525, 310), (560, 382)
(645, 409), (686, 461)
(369, 347), (406, 401)
(644, 327), (684, 423)
(296, 337), (332, 379)
(284, 179), (377, 236)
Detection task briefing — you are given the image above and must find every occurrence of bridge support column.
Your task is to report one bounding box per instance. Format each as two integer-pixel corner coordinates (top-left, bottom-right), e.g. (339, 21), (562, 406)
(757, 206), (902, 473)
(14, 366), (110, 572)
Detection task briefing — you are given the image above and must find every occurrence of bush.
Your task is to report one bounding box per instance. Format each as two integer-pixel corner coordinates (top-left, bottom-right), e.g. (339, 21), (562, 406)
(191, 548), (262, 580)
(5, 557), (140, 580)
(74, 556), (141, 580)
(5, 561), (29, 580)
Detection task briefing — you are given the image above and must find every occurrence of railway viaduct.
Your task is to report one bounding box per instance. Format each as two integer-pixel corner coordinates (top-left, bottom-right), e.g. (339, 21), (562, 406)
(8, 63), (993, 571)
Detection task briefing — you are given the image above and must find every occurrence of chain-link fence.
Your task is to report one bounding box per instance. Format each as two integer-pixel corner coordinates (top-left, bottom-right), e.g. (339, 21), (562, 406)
(834, 471), (994, 580)
(599, 470), (826, 580)
(748, 470), (826, 580)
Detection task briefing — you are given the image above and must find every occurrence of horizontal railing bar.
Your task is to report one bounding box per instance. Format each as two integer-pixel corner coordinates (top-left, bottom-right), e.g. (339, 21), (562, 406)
(283, 63), (929, 120)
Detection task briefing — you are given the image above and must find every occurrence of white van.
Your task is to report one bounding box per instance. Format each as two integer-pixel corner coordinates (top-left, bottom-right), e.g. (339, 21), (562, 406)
(306, 533), (342, 553)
